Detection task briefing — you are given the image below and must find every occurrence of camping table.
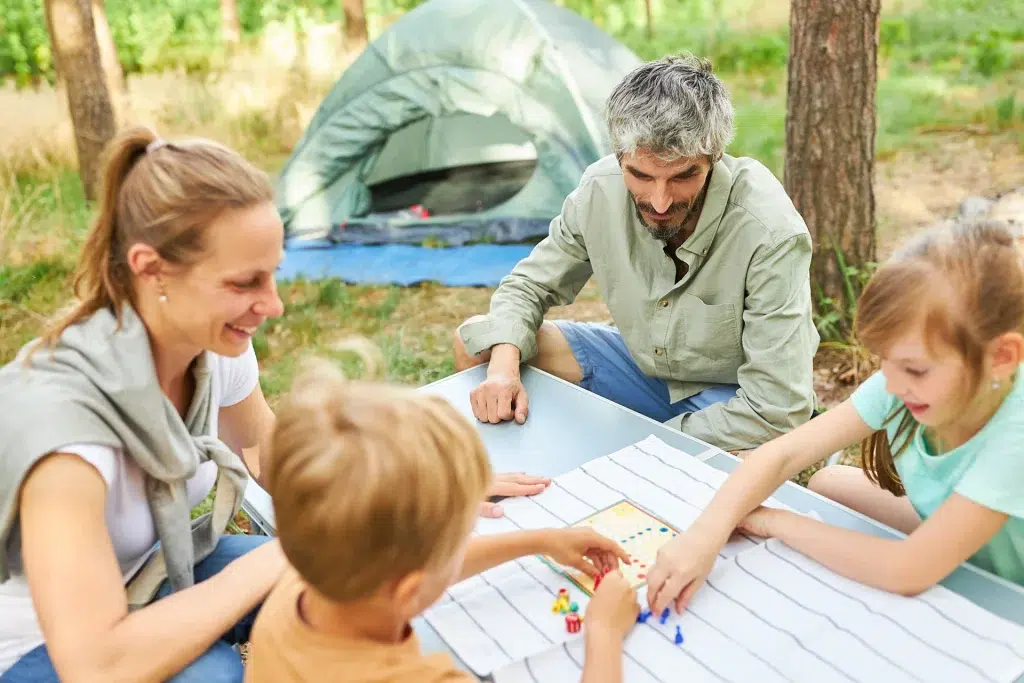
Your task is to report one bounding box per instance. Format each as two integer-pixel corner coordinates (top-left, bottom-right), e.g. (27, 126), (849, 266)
(241, 364), (1024, 681)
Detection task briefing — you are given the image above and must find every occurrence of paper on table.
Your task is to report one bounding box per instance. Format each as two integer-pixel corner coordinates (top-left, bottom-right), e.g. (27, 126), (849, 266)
(492, 539), (1024, 683)
(422, 435), (785, 677)
(426, 435), (1024, 682)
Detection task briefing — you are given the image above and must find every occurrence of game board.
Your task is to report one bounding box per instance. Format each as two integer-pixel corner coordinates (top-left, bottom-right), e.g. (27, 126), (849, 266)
(543, 500), (680, 595)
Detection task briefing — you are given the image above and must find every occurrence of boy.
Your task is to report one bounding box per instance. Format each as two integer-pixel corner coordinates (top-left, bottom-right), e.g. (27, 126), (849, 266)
(246, 362), (640, 683)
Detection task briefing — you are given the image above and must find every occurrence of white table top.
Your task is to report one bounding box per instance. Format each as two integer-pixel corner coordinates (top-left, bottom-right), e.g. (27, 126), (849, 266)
(241, 363), (1024, 680)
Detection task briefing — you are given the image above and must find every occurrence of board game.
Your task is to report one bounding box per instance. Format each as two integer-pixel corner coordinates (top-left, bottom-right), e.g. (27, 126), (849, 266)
(543, 500), (680, 595)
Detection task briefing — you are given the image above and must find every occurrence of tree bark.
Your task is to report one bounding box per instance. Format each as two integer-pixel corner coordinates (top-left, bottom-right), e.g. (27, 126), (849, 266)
(91, 0), (125, 124)
(784, 0), (881, 334)
(45, 0), (117, 201)
(644, 0), (654, 39)
(342, 0), (369, 52)
(221, 0), (241, 45)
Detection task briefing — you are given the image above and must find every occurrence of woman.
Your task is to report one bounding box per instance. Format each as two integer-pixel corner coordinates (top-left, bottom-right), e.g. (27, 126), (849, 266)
(0, 126), (548, 682)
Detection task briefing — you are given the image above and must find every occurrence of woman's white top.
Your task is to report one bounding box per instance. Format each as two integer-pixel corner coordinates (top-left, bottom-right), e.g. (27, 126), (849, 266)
(0, 346), (259, 673)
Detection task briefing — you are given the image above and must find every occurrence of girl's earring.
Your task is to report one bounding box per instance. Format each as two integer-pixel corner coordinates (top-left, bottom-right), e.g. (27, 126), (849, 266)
(992, 378), (1001, 390)
(158, 294), (168, 303)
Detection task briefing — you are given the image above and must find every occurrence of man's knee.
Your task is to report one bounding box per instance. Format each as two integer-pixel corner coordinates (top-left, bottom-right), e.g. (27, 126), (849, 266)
(453, 315), (489, 371)
(532, 321), (582, 384)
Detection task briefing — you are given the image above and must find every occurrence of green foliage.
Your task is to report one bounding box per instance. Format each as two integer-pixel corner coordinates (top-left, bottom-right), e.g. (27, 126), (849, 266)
(879, 1), (1024, 79)
(3, 0), (1021, 86)
(0, 258), (70, 304)
(813, 246), (877, 345)
(0, 0), (52, 86)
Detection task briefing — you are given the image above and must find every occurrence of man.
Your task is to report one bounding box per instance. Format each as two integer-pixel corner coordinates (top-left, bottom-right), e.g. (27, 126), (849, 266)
(452, 53), (820, 453)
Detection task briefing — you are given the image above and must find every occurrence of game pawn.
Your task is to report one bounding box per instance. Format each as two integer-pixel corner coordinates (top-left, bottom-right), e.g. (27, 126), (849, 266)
(565, 613), (582, 633)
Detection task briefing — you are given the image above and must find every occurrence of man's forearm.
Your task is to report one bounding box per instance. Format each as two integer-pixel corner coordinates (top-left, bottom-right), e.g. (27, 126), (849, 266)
(487, 343), (522, 377)
(675, 396), (777, 453)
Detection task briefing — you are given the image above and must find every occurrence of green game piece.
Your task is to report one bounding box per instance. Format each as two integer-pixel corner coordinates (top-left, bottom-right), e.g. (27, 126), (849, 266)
(559, 605), (568, 614)
(570, 602), (579, 613)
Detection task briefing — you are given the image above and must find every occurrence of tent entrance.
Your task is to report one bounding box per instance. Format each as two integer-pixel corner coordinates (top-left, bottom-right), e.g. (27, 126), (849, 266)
(364, 112), (538, 216)
(368, 159), (537, 215)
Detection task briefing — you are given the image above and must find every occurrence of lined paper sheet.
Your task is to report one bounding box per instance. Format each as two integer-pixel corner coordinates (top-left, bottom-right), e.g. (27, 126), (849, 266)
(422, 435), (785, 676)
(425, 434), (1024, 682)
(492, 540), (1024, 683)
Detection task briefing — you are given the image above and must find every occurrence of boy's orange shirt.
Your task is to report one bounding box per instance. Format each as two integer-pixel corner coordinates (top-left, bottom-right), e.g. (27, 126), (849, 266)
(245, 568), (475, 683)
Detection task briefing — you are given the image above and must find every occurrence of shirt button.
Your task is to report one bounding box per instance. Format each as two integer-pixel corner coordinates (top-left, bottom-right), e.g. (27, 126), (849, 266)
(658, 299), (669, 308)
(654, 347), (664, 356)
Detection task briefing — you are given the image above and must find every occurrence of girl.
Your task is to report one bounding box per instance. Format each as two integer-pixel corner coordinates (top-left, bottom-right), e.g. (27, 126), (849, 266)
(645, 220), (1024, 616)
(0, 126), (548, 683)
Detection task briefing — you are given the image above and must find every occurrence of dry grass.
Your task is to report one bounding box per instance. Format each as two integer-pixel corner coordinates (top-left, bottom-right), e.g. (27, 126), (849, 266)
(0, 24), (353, 191)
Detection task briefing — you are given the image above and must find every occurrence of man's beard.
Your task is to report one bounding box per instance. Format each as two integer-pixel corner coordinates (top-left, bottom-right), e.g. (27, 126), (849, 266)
(631, 196), (696, 241)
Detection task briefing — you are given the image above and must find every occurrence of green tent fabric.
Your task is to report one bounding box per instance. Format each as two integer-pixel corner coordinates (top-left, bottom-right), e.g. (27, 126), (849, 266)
(276, 0), (642, 244)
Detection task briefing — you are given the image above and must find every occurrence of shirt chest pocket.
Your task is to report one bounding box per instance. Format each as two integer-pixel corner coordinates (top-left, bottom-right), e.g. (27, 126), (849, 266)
(666, 293), (743, 380)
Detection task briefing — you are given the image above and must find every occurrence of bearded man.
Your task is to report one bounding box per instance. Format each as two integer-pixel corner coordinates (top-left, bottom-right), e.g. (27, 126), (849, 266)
(452, 53), (820, 453)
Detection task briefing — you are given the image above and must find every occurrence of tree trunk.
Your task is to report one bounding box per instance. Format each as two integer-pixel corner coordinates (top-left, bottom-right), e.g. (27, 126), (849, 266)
(342, 0), (369, 52)
(221, 0), (241, 45)
(45, 0), (117, 201)
(644, 0), (654, 39)
(42, 1), (63, 87)
(91, 0), (125, 124)
(784, 0), (880, 335)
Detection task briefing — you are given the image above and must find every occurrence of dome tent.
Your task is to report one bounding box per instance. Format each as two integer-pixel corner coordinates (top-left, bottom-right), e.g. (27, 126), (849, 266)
(276, 0), (642, 246)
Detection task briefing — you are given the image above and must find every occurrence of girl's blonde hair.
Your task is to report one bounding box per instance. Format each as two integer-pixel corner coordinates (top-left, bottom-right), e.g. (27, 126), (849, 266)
(39, 125), (274, 347)
(268, 348), (493, 602)
(855, 220), (1024, 495)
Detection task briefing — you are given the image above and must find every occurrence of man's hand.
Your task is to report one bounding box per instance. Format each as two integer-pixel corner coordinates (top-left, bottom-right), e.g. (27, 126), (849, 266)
(478, 473), (551, 518)
(544, 528), (631, 578)
(470, 373), (529, 424)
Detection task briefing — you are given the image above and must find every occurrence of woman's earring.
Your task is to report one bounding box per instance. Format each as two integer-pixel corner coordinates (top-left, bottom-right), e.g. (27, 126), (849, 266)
(992, 378), (1001, 390)
(158, 294), (168, 303)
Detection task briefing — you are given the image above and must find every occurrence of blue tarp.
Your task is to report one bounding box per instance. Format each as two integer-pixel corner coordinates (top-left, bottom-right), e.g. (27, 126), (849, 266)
(276, 241), (534, 287)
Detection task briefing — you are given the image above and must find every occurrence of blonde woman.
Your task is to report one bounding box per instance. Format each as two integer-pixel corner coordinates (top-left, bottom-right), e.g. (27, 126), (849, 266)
(0, 126), (548, 683)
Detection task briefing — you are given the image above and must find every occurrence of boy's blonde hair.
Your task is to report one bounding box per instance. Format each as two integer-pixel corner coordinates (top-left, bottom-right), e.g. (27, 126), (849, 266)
(267, 353), (492, 602)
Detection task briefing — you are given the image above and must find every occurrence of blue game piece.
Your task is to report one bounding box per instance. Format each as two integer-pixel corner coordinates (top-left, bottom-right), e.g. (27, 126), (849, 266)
(636, 609), (650, 623)
(660, 607), (670, 624)
(674, 625), (684, 645)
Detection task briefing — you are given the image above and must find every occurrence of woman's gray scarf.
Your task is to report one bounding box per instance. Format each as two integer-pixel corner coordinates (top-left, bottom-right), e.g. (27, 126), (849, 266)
(0, 304), (248, 607)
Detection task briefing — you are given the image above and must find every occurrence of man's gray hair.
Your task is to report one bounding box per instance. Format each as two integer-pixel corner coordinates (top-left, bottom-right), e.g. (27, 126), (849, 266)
(605, 53), (735, 161)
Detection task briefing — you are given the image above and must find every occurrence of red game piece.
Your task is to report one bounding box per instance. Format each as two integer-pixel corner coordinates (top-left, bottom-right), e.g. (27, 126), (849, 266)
(565, 613), (581, 633)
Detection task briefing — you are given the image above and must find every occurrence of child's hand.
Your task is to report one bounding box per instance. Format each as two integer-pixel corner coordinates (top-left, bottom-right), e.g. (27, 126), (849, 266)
(737, 506), (781, 538)
(546, 528), (631, 577)
(584, 570), (639, 642)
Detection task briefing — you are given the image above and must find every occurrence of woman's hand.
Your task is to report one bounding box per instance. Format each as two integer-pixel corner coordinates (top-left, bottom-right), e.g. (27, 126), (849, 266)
(479, 472), (551, 518)
(545, 527), (630, 577)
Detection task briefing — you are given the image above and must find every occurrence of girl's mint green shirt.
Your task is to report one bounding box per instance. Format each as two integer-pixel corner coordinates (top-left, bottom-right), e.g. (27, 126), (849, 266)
(851, 370), (1024, 585)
